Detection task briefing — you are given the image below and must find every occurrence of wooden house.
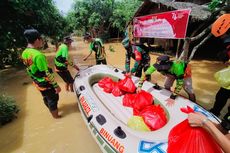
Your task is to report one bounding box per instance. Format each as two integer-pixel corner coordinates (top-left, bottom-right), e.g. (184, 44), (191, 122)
(131, 0), (224, 59)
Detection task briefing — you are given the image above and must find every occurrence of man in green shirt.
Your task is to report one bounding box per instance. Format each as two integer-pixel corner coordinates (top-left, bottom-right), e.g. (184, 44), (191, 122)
(122, 33), (151, 80)
(55, 36), (79, 92)
(210, 34), (230, 119)
(83, 33), (107, 65)
(22, 29), (61, 119)
(137, 55), (196, 105)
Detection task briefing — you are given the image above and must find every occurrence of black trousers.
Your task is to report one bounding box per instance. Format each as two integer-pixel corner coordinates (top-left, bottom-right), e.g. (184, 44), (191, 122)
(135, 60), (151, 81)
(96, 59), (107, 65)
(210, 87), (230, 117)
(40, 87), (59, 111)
(57, 70), (74, 84)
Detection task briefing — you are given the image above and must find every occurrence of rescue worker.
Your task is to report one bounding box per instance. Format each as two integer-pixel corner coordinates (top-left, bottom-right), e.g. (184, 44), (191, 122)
(137, 55), (196, 105)
(209, 35), (230, 119)
(22, 29), (61, 119)
(83, 33), (107, 65)
(54, 36), (79, 92)
(209, 14), (230, 120)
(122, 32), (151, 80)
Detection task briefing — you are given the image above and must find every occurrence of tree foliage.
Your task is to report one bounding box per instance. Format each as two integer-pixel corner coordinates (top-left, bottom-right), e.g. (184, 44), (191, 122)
(110, 0), (141, 37)
(0, 0), (67, 69)
(180, 0), (230, 62)
(67, 0), (142, 38)
(0, 0), (142, 68)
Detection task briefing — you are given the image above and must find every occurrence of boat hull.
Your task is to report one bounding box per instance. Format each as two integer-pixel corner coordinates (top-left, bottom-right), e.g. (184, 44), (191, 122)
(74, 65), (218, 153)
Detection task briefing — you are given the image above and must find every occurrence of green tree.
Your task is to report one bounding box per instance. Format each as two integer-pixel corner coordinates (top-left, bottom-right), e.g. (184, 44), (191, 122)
(68, 0), (142, 38)
(0, 0), (68, 69)
(70, 0), (114, 36)
(110, 0), (142, 37)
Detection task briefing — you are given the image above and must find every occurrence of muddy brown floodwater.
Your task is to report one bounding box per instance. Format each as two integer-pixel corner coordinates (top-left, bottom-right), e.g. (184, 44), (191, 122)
(0, 38), (229, 153)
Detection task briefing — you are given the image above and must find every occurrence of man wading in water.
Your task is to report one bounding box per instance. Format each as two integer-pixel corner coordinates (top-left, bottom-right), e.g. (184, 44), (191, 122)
(22, 29), (61, 119)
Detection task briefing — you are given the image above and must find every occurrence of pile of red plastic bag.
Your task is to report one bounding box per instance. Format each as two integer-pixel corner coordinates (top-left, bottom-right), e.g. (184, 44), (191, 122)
(168, 106), (222, 153)
(98, 75), (167, 131)
(98, 75), (136, 96)
(98, 76), (223, 152)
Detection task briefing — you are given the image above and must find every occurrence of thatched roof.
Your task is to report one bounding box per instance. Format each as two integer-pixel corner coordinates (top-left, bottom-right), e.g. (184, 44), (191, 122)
(134, 0), (212, 21)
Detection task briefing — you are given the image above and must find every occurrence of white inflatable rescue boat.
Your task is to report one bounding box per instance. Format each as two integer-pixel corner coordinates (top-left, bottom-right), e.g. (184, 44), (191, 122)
(73, 65), (218, 153)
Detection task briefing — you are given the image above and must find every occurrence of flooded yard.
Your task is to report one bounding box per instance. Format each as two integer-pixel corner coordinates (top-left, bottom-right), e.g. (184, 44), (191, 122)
(0, 38), (228, 153)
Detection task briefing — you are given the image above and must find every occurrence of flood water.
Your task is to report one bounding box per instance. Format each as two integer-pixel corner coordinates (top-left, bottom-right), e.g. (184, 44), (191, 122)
(0, 38), (229, 153)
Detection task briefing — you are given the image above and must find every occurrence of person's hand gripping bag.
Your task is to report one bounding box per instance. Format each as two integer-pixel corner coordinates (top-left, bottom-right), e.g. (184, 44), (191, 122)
(168, 107), (222, 153)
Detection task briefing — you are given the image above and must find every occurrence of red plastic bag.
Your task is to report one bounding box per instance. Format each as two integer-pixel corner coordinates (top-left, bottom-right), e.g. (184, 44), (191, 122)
(103, 82), (115, 93)
(133, 108), (141, 116)
(168, 119), (222, 153)
(123, 94), (136, 107)
(112, 83), (124, 97)
(102, 78), (115, 93)
(140, 105), (167, 131)
(118, 76), (136, 93)
(98, 77), (113, 88)
(133, 90), (153, 111)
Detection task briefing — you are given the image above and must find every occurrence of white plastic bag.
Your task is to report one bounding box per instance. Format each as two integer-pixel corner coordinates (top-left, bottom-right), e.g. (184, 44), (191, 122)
(214, 67), (230, 89)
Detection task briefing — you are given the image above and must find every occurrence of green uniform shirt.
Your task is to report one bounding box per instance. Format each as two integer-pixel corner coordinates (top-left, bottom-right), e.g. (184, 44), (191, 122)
(122, 31), (130, 49)
(89, 38), (105, 61)
(22, 48), (48, 83)
(55, 44), (69, 68)
(130, 45), (144, 73)
(168, 61), (185, 78)
(139, 61), (186, 94)
(22, 48), (58, 88)
(144, 61), (185, 78)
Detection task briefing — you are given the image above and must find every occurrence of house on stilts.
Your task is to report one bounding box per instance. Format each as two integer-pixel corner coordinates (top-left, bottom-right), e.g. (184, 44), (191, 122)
(129, 0), (226, 60)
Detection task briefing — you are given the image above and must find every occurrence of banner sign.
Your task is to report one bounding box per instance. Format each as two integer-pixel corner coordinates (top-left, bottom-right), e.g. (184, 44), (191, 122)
(133, 9), (191, 39)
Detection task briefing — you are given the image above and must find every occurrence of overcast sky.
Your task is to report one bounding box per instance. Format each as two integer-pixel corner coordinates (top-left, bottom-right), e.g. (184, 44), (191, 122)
(53, 0), (74, 15)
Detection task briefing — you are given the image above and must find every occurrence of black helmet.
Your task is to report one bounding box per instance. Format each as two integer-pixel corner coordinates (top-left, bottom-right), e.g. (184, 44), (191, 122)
(157, 55), (170, 63)
(154, 55), (171, 71)
(24, 29), (41, 43)
(63, 36), (73, 44)
(83, 32), (92, 40)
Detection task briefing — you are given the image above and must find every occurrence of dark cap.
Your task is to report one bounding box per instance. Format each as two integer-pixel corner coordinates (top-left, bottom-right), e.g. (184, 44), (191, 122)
(157, 55), (170, 62)
(83, 32), (92, 40)
(64, 36), (73, 44)
(24, 29), (41, 43)
(154, 55), (171, 71)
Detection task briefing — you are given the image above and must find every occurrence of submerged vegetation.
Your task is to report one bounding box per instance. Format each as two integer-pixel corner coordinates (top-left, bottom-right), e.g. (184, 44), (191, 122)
(0, 94), (19, 126)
